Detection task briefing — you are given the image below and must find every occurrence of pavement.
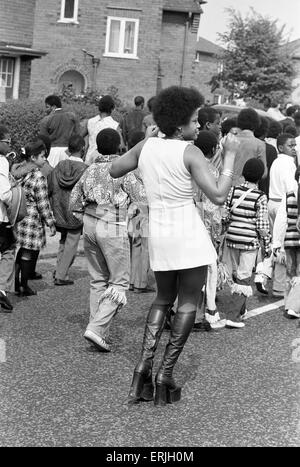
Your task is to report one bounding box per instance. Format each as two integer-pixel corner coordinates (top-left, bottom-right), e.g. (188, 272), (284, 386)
(1, 251), (300, 447)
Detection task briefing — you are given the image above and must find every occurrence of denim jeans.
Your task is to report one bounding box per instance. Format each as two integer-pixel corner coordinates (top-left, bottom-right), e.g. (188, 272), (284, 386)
(83, 214), (130, 339)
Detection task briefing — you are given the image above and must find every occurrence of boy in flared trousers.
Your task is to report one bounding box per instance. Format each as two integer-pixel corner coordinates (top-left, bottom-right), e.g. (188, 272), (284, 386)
(222, 158), (272, 328)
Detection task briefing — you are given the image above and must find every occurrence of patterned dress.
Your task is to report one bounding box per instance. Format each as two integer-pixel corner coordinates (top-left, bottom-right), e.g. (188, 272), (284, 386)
(16, 168), (55, 251)
(193, 158), (222, 248)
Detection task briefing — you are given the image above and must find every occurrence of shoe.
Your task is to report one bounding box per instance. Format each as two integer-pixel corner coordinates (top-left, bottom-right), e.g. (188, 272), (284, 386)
(285, 309), (300, 319)
(128, 368), (154, 404)
(241, 309), (248, 320)
(54, 279), (74, 286)
(192, 320), (212, 332)
(17, 286), (37, 297)
(84, 330), (111, 352)
(154, 375), (181, 406)
(255, 282), (268, 295)
(225, 320), (245, 329)
(205, 310), (220, 324)
(133, 287), (156, 293)
(29, 272), (43, 280)
(210, 319), (226, 330)
(0, 291), (13, 311)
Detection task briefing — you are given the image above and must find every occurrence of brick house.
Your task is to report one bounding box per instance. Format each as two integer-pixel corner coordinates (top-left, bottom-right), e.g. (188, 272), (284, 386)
(0, 0), (46, 101)
(0, 0), (223, 104)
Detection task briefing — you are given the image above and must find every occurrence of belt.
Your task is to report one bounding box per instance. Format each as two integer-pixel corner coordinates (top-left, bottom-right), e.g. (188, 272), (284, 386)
(269, 197), (282, 202)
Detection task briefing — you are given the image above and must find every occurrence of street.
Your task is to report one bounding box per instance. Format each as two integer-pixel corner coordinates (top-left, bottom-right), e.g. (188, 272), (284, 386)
(1, 254), (300, 447)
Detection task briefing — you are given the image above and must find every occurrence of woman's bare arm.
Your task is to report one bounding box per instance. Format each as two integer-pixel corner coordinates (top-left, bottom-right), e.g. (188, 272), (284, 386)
(110, 141), (143, 178)
(184, 133), (239, 205)
(110, 126), (159, 178)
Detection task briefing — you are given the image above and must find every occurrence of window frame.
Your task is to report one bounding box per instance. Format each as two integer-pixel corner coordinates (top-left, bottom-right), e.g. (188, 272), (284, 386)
(104, 16), (139, 59)
(58, 0), (79, 24)
(0, 57), (14, 88)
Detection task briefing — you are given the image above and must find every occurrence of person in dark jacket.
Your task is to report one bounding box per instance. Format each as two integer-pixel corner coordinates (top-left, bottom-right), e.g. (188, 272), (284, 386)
(48, 134), (87, 285)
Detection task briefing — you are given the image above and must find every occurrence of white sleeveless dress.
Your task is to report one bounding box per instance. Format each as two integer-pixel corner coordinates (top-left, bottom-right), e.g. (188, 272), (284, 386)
(138, 138), (217, 271)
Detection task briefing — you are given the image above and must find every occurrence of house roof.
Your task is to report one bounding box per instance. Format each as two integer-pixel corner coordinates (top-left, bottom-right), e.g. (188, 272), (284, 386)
(196, 37), (223, 55)
(163, 0), (206, 14)
(280, 38), (300, 60)
(0, 43), (47, 58)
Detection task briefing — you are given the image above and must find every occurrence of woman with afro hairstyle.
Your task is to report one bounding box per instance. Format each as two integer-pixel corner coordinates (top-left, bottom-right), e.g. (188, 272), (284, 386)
(110, 86), (239, 407)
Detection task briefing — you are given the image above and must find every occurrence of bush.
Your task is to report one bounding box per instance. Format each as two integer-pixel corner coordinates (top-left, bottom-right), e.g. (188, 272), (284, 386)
(0, 93), (124, 153)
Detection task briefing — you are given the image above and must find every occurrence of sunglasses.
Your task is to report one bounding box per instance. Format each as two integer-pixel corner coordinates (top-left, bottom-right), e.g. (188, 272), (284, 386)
(0, 139), (11, 144)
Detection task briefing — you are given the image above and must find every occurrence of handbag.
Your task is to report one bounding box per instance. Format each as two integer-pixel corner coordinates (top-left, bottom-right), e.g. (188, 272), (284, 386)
(6, 184), (28, 226)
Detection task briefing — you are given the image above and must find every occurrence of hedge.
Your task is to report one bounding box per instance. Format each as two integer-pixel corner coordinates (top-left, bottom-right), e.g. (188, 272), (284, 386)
(0, 99), (124, 153)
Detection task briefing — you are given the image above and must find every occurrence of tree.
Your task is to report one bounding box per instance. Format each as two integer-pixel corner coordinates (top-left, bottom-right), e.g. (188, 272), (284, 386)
(210, 8), (295, 104)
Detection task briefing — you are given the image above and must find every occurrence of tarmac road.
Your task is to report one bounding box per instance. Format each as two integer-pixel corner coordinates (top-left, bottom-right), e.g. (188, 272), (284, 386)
(0, 253), (300, 447)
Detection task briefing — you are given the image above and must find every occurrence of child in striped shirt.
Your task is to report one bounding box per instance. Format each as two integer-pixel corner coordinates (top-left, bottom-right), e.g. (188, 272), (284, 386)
(222, 158), (271, 328)
(272, 167), (300, 319)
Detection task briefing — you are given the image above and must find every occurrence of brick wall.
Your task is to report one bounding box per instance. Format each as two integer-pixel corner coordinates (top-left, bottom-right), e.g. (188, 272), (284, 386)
(30, 0), (162, 104)
(159, 11), (218, 102)
(189, 53), (220, 104)
(0, 0), (36, 46)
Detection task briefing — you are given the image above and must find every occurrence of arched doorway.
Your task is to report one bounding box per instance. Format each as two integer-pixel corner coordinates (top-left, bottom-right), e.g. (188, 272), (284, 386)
(58, 70), (85, 95)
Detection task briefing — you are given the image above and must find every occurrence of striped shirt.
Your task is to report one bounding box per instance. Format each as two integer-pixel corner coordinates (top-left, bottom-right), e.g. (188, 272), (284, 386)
(223, 182), (271, 252)
(285, 192), (300, 248)
(272, 189), (300, 249)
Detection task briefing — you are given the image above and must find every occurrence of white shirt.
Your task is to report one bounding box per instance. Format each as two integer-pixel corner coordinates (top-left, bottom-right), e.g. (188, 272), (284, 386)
(269, 153), (298, 200)
(86, 115), (119, 165)
(0, 155), (12, 222)
(266, 107), (285, 121)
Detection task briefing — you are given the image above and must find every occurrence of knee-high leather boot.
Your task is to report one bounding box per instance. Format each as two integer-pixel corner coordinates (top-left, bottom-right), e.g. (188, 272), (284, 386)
(154, 309), (196, 406)
(19, 259), (37, 296)
(128, 304), (170, 404)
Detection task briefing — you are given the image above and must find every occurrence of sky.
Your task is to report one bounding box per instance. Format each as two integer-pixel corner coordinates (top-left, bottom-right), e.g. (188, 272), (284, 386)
(199, 0), (300, 44)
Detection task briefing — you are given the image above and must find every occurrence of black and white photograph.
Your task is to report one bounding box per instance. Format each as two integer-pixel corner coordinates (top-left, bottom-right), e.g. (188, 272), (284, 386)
(0, 0), (300, 451)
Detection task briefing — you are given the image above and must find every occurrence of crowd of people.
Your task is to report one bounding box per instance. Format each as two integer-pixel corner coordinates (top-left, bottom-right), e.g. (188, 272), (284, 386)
(1, 88), (300, 407)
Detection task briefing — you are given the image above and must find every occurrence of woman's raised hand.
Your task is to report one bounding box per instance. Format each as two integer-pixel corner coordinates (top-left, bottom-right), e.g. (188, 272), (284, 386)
(145, 125), (159, 139)
(222, 132), (240, 155)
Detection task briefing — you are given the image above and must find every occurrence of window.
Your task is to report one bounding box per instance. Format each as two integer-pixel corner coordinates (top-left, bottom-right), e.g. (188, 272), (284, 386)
(0, 58), (14, 88)
(104, 17), (139, 59)
(59, 0), (79, 23)
(195, 51), (201, 62)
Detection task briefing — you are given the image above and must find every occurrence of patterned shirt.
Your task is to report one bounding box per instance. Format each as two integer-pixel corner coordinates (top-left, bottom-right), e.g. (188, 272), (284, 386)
(223, 181), (271, 254)
(70, 154), (145, 224)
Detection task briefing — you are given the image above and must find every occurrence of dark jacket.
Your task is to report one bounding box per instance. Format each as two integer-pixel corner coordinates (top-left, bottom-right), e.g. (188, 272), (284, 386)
(48, 158), (87, 230)
(258, 142), (278, 198)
